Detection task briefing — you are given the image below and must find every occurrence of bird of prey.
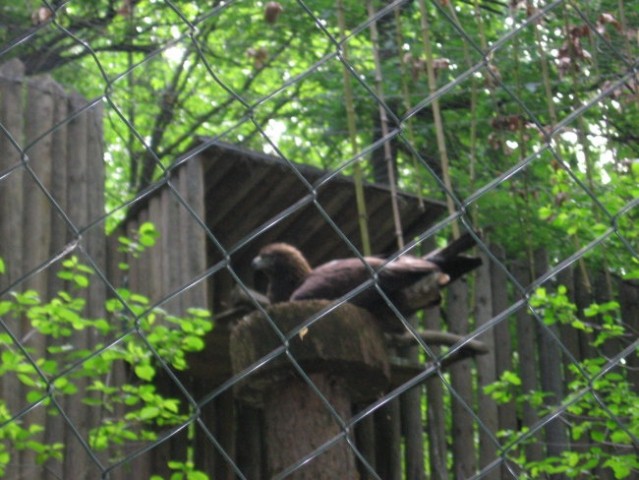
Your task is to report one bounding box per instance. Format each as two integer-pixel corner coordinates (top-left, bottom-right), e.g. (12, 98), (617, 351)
(251, 233), (482, 331)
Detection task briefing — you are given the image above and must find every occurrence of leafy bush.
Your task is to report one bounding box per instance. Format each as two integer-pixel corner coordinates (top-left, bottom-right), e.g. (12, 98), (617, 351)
(485, 286), (638, 479)
(0, 223), (212, 478)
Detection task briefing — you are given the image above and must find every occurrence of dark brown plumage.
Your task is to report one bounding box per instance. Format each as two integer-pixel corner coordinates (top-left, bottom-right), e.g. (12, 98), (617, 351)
(251, 233), (482, 331)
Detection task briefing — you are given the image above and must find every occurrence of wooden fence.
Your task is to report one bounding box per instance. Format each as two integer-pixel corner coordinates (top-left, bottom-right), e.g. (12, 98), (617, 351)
(0, 59), (105, 479)
(113, 154), (639, 479)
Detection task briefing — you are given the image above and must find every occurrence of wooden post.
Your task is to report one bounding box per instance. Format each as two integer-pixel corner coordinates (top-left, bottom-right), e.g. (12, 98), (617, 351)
(230, 300), (390, 479)
(448, 280), (477, 478)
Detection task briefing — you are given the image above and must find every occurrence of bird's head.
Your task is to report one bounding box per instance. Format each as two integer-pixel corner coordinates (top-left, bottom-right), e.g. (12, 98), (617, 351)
(251, 243), (312, 278)
(251, 243), (313, 303)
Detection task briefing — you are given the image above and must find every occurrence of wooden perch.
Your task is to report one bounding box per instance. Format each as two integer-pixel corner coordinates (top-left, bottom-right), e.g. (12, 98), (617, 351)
(385, 329), (489, 354)
(230, 300), (389, 478)
(387, 330), (489, 387)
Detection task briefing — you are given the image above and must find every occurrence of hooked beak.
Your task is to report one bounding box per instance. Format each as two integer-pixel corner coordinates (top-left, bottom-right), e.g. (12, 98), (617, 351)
(251, 255), (267, 270)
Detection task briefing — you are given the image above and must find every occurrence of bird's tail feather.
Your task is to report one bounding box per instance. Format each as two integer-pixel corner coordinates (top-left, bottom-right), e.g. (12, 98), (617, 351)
(437, 256), (482, 283)
(426, 231), (480, 260)
(425, 231), (482, 282)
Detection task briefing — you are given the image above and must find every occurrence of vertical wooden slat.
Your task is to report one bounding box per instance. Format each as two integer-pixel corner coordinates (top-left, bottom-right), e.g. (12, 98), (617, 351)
(22, 73), (56, 477)
(0, 59), (25, 288)
(235, 405), (264, 480)
(46, 82), (69, 298)
(85, 99), (106, 330)
(512, 263), (543, 463)
(65, 92), (89, 232)
(573, 266), (596, 361)
(0, 59), (27, 480)
(23, 75), (56, 295)
(137, 208), (150, 300)
(147, 195), (165, 303)
(150, 185), (185, 477)
(533, 249), (569, 466)
(42, 80), (70, 480)
(179, 157), (208, 309)
(127, 218), (140, 296)
(475, 251), (498, 479)
(160, 187), (174, 309)
(557, 268), (581, 379)
(83, 97), (106, 475)
(420, 233), (444, 480)
(166, 183), (182, 312)
(374, 398), (401, 480)
(177, 167), (192, 308)
(400, 365), (425, 480)
(489, 245), (517, 480)
(448, 279), (477, 478)
(62, 91), (93, 479)
(355, 413), (376, 479)
(619, 279), (639, 391)
(423, 305), (449, 480)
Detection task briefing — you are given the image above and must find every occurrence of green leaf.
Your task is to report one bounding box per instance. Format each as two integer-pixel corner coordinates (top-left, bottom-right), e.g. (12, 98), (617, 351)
(14, 290), (40, 306)
(188, 472), (209, 480)
(73, 274), (90, 288)
(610, 429), (630, 444)
(603, 456), (635, 479)
(0, 301), (12, 316)
(76, 263), (95, 275)
(187, 308), (211, 318)
(93, 318), (112, 334)
(538, 206), (552, 220)
(138, 406), (160, 420)
(134, 364), (155, 381)
(181, 336), (205, 351)
(57, 271), (73, 281)
(502, 370), (521, 386)
(26, 390), (45, 403)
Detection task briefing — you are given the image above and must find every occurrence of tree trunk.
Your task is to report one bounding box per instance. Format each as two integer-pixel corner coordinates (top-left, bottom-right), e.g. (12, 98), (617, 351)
(264, 374), (357, 479)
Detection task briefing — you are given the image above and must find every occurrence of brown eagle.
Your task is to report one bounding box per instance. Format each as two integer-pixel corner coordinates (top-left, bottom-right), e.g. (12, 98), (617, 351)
(251, 233), (482, 331)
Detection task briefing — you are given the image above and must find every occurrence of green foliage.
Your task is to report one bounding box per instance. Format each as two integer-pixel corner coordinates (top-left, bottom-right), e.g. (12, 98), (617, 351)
(118, 221), (160, 261)
(486, 287), (638, 479)
(0, 224), (213, 476)
(150, 460), (209, 480)
(0, 402), (63, 477)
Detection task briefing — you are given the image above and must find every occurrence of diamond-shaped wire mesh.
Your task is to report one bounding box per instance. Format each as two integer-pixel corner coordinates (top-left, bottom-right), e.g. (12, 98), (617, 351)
(0, 1), (638, 479)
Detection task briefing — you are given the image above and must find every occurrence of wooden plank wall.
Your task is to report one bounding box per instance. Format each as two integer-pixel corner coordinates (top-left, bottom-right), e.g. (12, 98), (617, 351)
(108, 156), (209, 479)
(416, 249), (639, 480)
(119, 157), (208, 314)
(0, 60), (106, 479)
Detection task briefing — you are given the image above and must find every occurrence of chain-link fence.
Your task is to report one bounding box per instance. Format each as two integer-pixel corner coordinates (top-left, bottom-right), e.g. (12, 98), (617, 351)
(0, 1), (638, 479)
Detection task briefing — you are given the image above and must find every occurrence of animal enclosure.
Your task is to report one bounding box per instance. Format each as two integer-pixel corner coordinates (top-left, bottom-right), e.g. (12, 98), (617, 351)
(1, 1), (638, 479)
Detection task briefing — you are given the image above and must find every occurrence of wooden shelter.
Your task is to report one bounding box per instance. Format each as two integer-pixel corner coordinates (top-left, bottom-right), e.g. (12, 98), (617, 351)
(114, 139), (447, 380)
(110, 139), (448, 478)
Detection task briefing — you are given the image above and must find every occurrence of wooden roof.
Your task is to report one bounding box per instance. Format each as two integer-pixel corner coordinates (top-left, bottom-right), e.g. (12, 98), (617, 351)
(197, 140), (446, 266)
